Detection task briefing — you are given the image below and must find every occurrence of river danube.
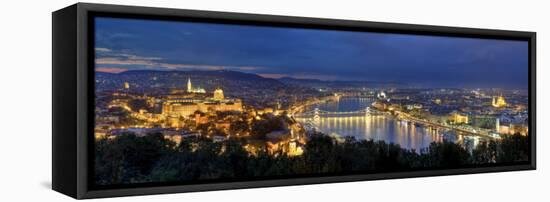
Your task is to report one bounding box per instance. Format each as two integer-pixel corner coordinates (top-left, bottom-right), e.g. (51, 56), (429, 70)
(295, 97), (468, 152)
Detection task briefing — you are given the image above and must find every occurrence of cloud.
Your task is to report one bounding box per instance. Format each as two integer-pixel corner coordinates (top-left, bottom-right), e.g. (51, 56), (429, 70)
(95, 31), (136, 46)
(115, 53), (162, 61)
(95, 57), (226, 70)
(95, 57), (266, 72)
(94, 48), (346, 81)
(95, 49), (269, 72)
(95, 50), (165, 67)
(96, 67), (129, 73)
(95, 47), (112, 52)
(237, 66), (261, 71)
(96, 57), (155, 66)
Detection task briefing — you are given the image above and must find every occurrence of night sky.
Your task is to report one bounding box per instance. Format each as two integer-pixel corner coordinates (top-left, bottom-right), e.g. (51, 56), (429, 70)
(95, 17), (528, 89)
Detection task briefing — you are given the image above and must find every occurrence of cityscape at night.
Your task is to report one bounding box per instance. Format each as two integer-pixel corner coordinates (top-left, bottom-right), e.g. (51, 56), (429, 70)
(93, 17), (530, 186)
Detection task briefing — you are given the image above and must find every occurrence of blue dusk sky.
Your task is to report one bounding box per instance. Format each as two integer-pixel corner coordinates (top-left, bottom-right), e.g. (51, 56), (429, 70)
(94, 17), (528, 89)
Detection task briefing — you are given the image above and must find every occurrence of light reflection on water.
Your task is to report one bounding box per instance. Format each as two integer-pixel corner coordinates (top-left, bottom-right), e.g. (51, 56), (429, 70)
(296, 97), (467, 152)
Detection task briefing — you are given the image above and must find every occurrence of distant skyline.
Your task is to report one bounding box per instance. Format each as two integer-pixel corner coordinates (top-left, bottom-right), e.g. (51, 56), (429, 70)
(95, 17), (528, 89)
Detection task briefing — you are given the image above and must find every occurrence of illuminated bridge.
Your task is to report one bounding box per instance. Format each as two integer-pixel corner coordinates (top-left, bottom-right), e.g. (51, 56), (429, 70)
(394, 111), (498, 139)
(292, 107), (384, 120)
(291, 107), (385, 133)
(292, 107), (497, 140)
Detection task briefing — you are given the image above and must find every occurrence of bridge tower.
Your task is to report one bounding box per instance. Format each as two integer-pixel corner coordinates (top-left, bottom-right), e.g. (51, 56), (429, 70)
(313, 107), (321, 122)
(365, 107), (371, 117)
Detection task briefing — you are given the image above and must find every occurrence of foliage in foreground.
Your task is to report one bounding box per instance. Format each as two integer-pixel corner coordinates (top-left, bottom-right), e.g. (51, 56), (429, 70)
(94, 133), (529, 185)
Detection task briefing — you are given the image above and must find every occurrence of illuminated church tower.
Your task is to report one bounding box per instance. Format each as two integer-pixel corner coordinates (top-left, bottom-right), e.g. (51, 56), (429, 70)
(186, 77), (206, 93)
(187, 78), (192, 92)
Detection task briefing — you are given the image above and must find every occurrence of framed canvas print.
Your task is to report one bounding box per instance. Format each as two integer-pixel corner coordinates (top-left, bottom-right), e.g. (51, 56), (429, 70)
(52, 3), (536, 199)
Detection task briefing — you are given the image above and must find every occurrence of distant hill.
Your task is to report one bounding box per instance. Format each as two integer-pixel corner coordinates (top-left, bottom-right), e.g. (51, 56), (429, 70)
(277, 77), (402, 88)
(99, 69), (276, 80)
(95, 70), (287, 94)
(96, 70), (404, 91)
(100, 69), (270, 80)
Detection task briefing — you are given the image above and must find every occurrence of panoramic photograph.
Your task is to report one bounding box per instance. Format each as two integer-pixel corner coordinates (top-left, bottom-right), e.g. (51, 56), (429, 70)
(93, 17), (530, 186)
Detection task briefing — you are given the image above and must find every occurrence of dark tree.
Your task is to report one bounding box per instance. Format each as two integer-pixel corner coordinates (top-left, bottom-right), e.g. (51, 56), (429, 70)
(95, 132), (530, 185)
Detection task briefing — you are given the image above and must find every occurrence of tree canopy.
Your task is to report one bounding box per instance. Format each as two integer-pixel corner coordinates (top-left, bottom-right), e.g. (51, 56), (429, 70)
(95, 132), (529, 186)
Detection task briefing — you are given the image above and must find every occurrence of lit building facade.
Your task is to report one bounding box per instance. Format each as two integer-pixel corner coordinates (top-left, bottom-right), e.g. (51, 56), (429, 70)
(163, 87), (242, 118)
(492, 95), (507, 108)
(452, 112), (469, 124)
(213, 88), (224, 101)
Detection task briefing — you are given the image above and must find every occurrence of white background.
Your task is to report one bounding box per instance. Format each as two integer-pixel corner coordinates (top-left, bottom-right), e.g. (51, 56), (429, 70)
(0, 0), (547, 201)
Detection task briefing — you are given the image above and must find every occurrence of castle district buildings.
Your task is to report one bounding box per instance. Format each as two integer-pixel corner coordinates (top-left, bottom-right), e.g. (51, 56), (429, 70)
(162, 78), (242, 119)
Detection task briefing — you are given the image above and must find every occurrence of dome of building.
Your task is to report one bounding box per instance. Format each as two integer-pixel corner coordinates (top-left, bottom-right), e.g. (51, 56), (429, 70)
(492, 95), (507, 108)
(377, 91), (387, 99)
(213, 88), (224, 101)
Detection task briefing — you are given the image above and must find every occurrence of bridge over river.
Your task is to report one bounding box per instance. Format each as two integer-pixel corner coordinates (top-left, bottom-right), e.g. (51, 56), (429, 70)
(292, 107), (497, 140)
(292, 107), (385, 120)
(394, 111), (498, 139)
(289, 96), (499, 150)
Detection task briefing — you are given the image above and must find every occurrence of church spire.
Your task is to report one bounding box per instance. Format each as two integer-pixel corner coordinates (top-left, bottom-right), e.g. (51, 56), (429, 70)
(187, 77), (192, 92)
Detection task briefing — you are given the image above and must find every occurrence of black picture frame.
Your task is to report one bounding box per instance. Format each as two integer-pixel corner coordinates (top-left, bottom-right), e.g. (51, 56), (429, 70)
(52, 3), (536, 199)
